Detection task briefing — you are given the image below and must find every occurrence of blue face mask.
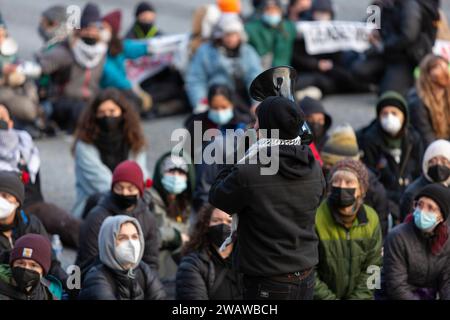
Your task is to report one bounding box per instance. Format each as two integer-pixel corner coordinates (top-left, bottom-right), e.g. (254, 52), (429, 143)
(262, 14), (282, 27)
(161, 174), (188, 195)
(413, 209), (439, 231)
(208, 108), (234, 126)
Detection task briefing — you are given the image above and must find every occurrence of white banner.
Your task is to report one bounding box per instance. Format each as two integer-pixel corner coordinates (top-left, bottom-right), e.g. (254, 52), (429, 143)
(296, 21), (374, 55)
(126, 33), (190, 85)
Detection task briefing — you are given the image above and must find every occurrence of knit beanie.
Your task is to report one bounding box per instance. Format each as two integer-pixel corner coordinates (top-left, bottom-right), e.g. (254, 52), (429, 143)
(256, 96), (304, 140)
(329, 159), (369, 196)
(300, 96), (332, 129)
(80, 3), (101, 28)
(0, 171), (25, 206)
(415, 183), (450, 221)
(135, 2), (155, 17)
(102, 10), (122, 35)
(10, 234), (52, 275)
(376, 91), (408, 121)
(320, 124), (360, 167)
(112, 161), (144, 196)
(422, 139), (450, 180)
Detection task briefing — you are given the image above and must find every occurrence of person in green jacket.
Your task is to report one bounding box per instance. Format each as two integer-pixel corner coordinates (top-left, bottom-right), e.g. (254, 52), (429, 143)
(314, 159), (383, 300)
(245, 0), (297, 69)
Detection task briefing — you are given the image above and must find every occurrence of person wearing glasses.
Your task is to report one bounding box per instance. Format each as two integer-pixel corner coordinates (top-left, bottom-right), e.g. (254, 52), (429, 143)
(381, 184), (450, 300)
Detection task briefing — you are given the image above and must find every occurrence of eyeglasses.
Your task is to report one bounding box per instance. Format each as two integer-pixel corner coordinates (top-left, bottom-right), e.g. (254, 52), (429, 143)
(413, 200), (440, 215)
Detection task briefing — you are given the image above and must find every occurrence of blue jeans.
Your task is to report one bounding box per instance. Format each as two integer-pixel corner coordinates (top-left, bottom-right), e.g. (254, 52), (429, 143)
(243, 271), (315, 300)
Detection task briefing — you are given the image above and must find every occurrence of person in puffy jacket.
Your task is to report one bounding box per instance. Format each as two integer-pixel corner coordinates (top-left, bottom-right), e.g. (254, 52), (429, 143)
(79, 215), (166, 300)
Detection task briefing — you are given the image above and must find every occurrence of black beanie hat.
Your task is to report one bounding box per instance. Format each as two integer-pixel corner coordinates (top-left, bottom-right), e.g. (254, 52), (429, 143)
(80, 3), (101, 28)
(256, 96), (304, 140)
(376, 91), (408, 118)
(300, 96), (332, 129)
(0, 171), (25, 206)
(135, 2), (155, 17)
(312, 0), (334, 14)
(415, 184), (450, 221)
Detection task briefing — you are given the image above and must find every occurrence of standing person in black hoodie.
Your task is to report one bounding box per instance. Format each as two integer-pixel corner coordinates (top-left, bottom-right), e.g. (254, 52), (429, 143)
(76, 160), (159, 275)
(351, 0), (441, 96)
(209, 96), (325, 300)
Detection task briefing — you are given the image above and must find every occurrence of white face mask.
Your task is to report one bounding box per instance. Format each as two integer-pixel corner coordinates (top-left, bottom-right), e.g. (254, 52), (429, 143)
(380, 113), (402, 136)
(115, 239), (141, 268)
(0, 196), (17, 219)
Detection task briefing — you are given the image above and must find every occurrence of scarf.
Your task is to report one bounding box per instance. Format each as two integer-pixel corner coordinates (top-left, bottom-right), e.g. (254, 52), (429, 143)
(219, 136), (302, 252)
(72, 38), (107, 69)
(93, 130), (129, 172)
(0, 129), (40, 183)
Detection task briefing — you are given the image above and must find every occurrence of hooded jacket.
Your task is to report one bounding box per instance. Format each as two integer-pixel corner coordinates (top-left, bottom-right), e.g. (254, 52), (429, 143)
(381, 221), (450, 300)
(209, 142), (325, 276)
(400, 139), (450, 220)
(76, 192), (160, 275)
(78, 215), (166, 300)
(357, 92), (423, 204)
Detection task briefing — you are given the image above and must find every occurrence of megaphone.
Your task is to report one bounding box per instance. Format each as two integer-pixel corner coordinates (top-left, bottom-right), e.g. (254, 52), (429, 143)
(249, 66), (313, 145)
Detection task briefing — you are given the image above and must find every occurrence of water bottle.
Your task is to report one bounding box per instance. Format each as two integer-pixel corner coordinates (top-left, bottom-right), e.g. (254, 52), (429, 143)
(51, 234), (63, 262)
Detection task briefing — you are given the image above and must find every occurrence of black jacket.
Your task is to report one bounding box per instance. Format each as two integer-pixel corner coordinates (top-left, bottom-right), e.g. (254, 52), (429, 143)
(209, 144), (325, 276)
(0, 281), (55, 300)
(78, 262), (166, 300)
(357, 121), (423, 204)
(176, 247), (243, 300)
(76, 193), (160, 274)
(382, 222), (450, 300)
(0, 210), (67, 285)
(379, 0), (439, 64)
(408, 89), (448, 148)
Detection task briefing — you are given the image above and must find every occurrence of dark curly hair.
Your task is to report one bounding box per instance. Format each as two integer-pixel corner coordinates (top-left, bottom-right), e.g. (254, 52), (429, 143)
(182, 204), (215, 256)
(72, 88), (146, 154)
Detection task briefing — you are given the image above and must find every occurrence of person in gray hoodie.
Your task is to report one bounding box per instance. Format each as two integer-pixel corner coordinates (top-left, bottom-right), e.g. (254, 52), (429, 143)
(78, 215), (166, 300)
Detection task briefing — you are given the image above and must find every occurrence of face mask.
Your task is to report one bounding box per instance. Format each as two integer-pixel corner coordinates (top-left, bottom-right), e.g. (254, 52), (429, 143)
(208, 108), (234, 126)
(380, 113), (402, 136)
(428, 165), (450, 183)
(413, 208), (439, 232)
(161, 174), (188, 195)
(309, 122), (325, 141)
(100, 29), (112, 43)
(96, 116), (122, 132)
(38, 25), (56, 42)
(112, 192), (138, 210)
(81, 36), (98, 46)
(0, 196), (17, 220)
(207, 223), (231, 248)
(12, 267), (41, 294)
(137, 21), (154, 34)
(0, 119), (8, 130)
(262, 14), (282, 27)
(115, 239), (141, 267)
(328, 186), (356, 208)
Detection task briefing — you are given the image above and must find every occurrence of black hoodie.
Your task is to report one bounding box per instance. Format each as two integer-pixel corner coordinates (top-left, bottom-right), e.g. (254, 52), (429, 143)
(209, 144), (325, 276)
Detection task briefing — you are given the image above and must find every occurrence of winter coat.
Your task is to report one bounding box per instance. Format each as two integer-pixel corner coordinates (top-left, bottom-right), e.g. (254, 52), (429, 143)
(382, 221), (450, 300)
(365, 168), (392, 237)
(245, 19), (297, 68)
(0, 210), (67, 286)
(76, 193), (160, 274)
(314, 201), (383, 300)
(408, 89), (450, 148)
(185, 42), (262, 108)
(379, 0), (439, 64)
(100, 39), (149, 90)
(73, 140), (149, 218)
(0, 264), (62, 300)
(125, 23), (162, 40)
(37, 40), (105, 101)
(357, 121), (423, 204)
(78, 262), (166, 300)
(176, 247), (243, 300)
(209, 144), (326, 276)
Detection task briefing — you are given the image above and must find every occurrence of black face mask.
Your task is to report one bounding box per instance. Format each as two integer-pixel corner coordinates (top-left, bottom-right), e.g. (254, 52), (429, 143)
(137, 21), (154, 34)
(207, 224), (231, 248)
(328, 186), (356, 208)
(309, 122), (325, 142)
(428, 165), (450, 183)
(96, 116), (123, 132)
(12, 267), (41, 294)
(81, 36), (98, 46)
(112, 192), (138, 210)
(0, 120), (8, 130)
